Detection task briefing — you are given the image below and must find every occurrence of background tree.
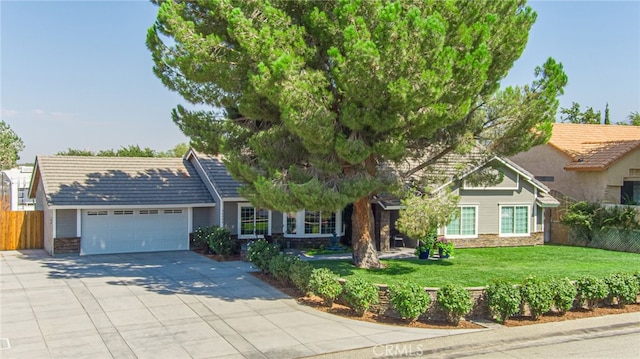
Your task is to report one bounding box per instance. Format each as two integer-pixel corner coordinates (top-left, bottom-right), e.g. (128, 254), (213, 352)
(560, 102), (601, 124)
(148, 0), (567, 268)
(628, 111), (640, 126)
(604, 103), (610, 125)
(0, 120), (25, 169)
(56, 144), (188, 157)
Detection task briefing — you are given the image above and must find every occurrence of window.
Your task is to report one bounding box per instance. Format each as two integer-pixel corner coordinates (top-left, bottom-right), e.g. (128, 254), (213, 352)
(87, 210), (107, 216)
(446, 206), (477, 238)
(285, 213), (297, 234)
(500, 205), (529, 236)
(534, 176), (555, 182)
(303, 211), (336, 234)
(114, 210), (134, 215)
(140, 209), (159, 215)
(240, 205), (269, 236)
(163, 209), (182, 214)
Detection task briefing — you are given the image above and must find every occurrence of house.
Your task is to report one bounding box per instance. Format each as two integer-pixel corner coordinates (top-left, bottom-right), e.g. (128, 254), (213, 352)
(373, 155), (560, 250)
(29, 150), (344, 256)
(184, 149), (345, 244)
(1, 166), (36, 211)
(510, 123), (640, 204)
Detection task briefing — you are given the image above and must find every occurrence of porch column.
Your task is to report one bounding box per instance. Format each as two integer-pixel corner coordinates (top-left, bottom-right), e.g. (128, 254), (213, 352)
(380, 210), (390, 252)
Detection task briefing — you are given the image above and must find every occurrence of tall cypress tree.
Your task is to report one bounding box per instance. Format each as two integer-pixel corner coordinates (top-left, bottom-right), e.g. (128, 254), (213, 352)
(148, 0), (567, 268)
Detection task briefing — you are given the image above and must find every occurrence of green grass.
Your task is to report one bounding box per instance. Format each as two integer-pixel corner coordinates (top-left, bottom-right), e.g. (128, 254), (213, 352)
(303, 246), (351, 256)
(309, 245), (640, 287)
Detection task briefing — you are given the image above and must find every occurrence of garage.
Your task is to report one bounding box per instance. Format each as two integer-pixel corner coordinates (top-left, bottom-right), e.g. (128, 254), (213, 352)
(80, 208), (189, 255)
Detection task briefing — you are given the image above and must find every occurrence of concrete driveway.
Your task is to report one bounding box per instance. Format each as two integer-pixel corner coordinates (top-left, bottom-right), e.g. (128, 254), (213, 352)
(1, 250), (480, 358)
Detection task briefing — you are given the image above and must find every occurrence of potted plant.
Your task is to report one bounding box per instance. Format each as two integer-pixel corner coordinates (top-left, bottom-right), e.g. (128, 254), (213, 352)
(414, 242), (432, 259)
(414, 229), (437, 259)
(435, 237), (454, 259)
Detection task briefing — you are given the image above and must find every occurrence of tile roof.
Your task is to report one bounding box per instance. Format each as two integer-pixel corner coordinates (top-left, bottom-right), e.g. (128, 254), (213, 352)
(34, 156), (214, 207)
(188, 151), (243, 199)
(548, 123), (640, 171)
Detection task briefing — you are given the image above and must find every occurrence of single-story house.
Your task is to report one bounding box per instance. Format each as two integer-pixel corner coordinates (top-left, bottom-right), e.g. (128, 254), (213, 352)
(30, 150), (344, 256)
(373, 155), (560, 250)
(510, 123), (640, 204)
(1, 166), (36, 211)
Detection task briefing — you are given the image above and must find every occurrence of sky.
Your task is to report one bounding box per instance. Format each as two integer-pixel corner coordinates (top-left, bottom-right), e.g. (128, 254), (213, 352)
(2, 1), (639, 163)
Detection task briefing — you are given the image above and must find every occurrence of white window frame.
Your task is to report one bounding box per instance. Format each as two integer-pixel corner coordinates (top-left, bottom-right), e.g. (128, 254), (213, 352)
(283, 210), (342, 238)
(237, 203), (272, 239)
(444, 205), (478, 239)
(499, 204), (530, 237)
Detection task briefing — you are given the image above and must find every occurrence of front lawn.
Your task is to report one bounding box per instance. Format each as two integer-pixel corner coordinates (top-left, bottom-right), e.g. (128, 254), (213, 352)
(310, 245), (640, 287)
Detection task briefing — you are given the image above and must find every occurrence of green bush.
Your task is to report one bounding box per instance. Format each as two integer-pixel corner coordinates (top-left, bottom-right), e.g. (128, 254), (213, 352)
(206, 226), (235, 256)
(604, 272), (639, 307)
(247, 239), (280, 273)
(342, 278), (379, 316)
(268, 254), (299, 284)
(575, 275), (609, 310)
(550, 278), (577, 314)
(192, 226), (211, 249)
(485, 279), (521, 323)
(436, 284), (473, 325)
(519, 276), (553, 319)
(388, 282), (431, 322)
(290, 261), (314, 294)
(308, 268), (343, 307)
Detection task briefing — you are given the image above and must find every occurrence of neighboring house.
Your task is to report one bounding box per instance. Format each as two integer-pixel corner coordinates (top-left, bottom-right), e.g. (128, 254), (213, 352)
(510, 123), (640, 204)
(1, 166), (36, 211)
(373, 156), (559, 250)
(29, 150), (344, 256)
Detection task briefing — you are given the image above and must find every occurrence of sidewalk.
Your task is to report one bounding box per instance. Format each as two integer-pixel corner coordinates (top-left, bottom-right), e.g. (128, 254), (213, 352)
(307, 311), (640, 358)
(293, 247), (416, 261)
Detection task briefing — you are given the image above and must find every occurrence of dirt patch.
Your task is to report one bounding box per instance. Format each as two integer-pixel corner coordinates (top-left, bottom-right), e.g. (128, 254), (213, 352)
(193, 248), (242, 262)
(503, 304), (640, 327)
(248, 271), (640, 329)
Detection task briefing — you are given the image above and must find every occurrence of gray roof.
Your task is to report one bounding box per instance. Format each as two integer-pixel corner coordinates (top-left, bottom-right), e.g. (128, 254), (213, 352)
(34, 156), (214, 207)
(190, 152), (243, 199)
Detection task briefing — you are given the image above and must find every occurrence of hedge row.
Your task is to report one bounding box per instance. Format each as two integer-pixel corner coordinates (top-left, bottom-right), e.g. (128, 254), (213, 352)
(247, 240), (640, 324)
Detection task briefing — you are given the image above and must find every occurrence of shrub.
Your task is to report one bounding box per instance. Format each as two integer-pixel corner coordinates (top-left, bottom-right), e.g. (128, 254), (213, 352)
(575, 275), (609, 310)
(206, 226), (235, 256)
(268, 254), (299, 284)
(519, 276), (553, 319)
(436, 284), (473, 325)
(485, 279), (521, 323)
(388, 282), (431, 322)
(192, 226), (211, 249)
(342, 278), (379, 316)
(289, 261), (314, 294)
(247, 239), (280, 273)
(550, 278), (577, 314)
(308, 268), (343, 307)
(604, 272), (639, 307)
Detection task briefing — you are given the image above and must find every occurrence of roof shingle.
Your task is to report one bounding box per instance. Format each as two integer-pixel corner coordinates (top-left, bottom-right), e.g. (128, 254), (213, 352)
(35, 156), (214, 207)
(549, 123), (640, 171)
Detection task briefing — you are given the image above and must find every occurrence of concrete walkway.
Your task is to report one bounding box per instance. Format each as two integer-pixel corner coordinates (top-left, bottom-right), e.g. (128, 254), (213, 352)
(0, 250), (479, 359)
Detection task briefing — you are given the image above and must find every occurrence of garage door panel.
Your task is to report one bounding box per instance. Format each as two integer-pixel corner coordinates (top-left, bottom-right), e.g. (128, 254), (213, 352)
(81, 209), (188, 255)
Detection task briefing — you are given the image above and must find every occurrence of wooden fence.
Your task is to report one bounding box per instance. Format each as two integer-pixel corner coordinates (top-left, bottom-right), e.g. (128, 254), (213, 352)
(0, 210), (44, 250)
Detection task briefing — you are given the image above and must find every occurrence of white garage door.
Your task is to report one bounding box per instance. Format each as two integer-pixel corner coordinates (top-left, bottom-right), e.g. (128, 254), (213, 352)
(81, 208), (188, 255)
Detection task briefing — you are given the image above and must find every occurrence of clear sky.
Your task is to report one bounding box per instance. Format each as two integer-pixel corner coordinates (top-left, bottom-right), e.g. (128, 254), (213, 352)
(2, 0), (639, 163)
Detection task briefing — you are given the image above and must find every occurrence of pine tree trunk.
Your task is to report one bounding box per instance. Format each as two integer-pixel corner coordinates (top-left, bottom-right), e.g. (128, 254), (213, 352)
(351, 196), (381, 268)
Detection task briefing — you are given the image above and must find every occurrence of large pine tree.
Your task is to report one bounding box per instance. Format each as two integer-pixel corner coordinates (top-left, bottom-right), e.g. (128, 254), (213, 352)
(148, 0), (567, 268)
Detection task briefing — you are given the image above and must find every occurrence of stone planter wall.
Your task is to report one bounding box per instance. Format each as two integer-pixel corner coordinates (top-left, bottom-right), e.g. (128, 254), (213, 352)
(335, 280), (491, 323)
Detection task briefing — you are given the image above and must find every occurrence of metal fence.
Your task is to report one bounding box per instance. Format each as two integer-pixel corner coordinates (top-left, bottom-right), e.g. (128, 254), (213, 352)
(568, 227), (640, 254)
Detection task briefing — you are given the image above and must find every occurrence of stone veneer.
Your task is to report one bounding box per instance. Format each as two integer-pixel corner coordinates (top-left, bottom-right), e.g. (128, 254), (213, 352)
(53, 237), (80, 255)
(448, 232), (543, 249)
